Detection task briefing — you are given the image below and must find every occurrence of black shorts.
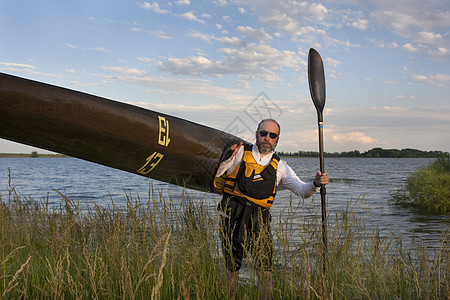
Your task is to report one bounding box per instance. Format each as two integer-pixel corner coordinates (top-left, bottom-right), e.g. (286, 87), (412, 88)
(218, 195), (273, 272)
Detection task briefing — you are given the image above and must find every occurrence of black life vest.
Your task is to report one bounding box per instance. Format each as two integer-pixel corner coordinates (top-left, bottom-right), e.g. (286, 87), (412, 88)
(214, 144), (279, 208)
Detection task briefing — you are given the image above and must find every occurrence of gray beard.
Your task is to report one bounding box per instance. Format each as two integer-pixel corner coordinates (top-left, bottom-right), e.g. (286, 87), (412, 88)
(257, 142), (275, 154)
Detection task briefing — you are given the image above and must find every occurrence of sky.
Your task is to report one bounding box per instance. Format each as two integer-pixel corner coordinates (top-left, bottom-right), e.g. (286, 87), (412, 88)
(0, 0), (449, 154)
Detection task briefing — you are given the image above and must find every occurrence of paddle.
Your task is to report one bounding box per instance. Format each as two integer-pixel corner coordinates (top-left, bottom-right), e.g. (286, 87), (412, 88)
(307, 48), (327, 267)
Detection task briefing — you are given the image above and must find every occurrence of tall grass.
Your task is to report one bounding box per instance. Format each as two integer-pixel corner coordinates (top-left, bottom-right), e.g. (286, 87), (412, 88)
(1, 185), (448, 299)
(392, 155), (450, 213)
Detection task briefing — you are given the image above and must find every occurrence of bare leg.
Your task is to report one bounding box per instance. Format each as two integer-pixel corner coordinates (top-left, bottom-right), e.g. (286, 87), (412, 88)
(0, 202), (9, 219)
(258, 271), (273, 300)
(227, 270), (239, 298)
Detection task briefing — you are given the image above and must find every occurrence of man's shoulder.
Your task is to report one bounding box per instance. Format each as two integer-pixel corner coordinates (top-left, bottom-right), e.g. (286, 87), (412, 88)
(244, 143), (253, 151)
(275, 157), (288, 171)
(271, 151), (280, 161)
(274, 153), (286, 163)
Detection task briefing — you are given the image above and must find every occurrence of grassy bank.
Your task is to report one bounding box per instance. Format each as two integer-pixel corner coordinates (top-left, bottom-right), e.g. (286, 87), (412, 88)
(392, 155), (450, 213)
(1, 187), (448, 299)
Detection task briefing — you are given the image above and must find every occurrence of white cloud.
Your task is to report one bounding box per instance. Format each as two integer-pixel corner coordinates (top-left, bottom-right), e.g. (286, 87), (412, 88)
(177, 11), (205, 24)
(157, 43), (303, 84)
(411, 73), (450, 88)
(237, 79), (250, 89)
(325, 57), (340, 68)
(157, 56), (213, 76)
(383, 80), (400, 85)
(0, 62), (35, 69)
(102, 66), (147, 76)
(417, 31), (444, 44)
(231, 0), (330, 32)
(366, 38), (398, 49)
(154, 31), (174, 40)
(215, 36), (245, 46)
(188, 27), (270, 46)
(64, 69), (86, 75)
(259, 14), (300, 35)
(328, 106), (450, 140)
(332, 132), (378, 145)
(127, 27), (143, 33)
(98, 72), (245, 101)
(91, 47), (110, 53)
(388, 42), (399, 49)
(369, 0), (450, 60)
(401, 41), (450, 60)
(187, 30), (214, 43)
(310, 3), (328, 20)
(175, 0), (190, 5)
(137, 57), (154, 63)
(126, 27), (174, 40)
(0, 64), (65, 79)
(65, 43), (111, 53)
(325, 36), (360, 49)
(371, 0), (450, 33)
(411, 74), (428, 82)
(237, 26), (272, 41)
(434, 47), (448, 55)
(402, 43), (418, 53)
(141, 89), (179, 95)
(352, 18), (368, 30)
(324, 105), (450, 151)
(65, 42), (81, 50)
(373, 105), (450, 122)
(133, 102), (235, 113)
(215, 0), (228, 7)
(141, 2), (170, 14)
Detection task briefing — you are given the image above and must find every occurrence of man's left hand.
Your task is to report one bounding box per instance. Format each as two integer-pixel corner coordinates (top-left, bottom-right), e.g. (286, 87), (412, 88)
(314, 171), (329, 187)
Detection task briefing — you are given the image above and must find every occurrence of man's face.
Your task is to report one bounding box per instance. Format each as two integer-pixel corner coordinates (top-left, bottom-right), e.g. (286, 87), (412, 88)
(256, 120), (280, 155)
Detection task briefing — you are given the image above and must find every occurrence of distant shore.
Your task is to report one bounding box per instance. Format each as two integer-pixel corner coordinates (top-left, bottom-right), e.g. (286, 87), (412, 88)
(1, 147), (447, 159)
(0, 153), (69, 158)
(278, 147), (447, 158)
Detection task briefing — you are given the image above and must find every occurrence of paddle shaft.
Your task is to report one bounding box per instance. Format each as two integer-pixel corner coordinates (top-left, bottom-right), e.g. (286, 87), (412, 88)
(308, 47), (327, 270)
(317, 120), (327, 249)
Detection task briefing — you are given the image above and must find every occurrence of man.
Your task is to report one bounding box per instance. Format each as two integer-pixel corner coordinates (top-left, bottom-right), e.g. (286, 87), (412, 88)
(214, 119), (329, 299)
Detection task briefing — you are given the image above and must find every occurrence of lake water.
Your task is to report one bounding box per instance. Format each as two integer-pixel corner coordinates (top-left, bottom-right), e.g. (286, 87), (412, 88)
(0, 157), (448, 250)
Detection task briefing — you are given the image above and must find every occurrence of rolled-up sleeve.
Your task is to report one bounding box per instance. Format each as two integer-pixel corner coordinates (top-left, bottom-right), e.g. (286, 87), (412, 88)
(277, 160), (319, 198)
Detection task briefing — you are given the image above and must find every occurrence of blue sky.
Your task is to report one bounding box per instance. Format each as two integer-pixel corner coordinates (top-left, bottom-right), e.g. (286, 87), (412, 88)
(1, 0), (449, 154)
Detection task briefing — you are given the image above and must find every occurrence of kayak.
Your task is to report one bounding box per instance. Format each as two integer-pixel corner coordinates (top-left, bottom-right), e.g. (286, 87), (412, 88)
(0, 72), (246, 192)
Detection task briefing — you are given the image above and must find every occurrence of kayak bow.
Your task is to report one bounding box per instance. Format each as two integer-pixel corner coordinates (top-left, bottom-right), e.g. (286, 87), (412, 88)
(0, 73), (244, 192)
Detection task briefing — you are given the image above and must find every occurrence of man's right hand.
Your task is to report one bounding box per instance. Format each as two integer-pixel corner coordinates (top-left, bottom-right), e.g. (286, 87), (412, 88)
(228, 142), (243, 158)
(222, 142), (243, 161)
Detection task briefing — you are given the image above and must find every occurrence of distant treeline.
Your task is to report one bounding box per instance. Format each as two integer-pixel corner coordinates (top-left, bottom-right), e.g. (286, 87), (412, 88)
(0, 151), (68, 158)
(278, 147), (448, 158)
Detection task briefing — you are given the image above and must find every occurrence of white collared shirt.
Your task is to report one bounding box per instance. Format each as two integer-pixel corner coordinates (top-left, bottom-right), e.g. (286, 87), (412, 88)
(215, 143), (319, 199)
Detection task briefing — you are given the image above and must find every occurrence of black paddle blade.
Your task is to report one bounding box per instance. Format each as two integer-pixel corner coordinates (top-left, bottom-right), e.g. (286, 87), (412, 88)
(308, 48), (326, 122)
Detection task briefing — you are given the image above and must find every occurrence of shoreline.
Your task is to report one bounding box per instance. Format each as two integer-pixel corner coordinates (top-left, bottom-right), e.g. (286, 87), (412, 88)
(0, 154), (437, 159)
(0, 153), (69, 158)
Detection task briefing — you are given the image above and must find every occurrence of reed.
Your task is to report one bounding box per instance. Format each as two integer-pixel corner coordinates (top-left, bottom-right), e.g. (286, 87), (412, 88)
(391, 156), (450, 213)
(0, 185), (448, 299)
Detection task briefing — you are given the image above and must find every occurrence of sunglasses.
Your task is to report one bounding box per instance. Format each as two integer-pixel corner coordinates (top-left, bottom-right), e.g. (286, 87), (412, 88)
(259, 130), (279, 139)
